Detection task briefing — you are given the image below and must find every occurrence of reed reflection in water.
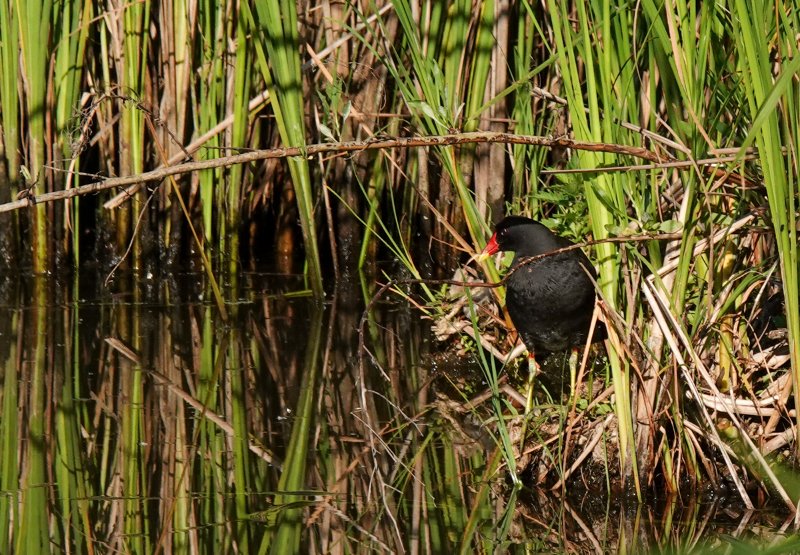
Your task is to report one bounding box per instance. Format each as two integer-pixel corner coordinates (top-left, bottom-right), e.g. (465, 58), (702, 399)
(0, 272), (794, 554)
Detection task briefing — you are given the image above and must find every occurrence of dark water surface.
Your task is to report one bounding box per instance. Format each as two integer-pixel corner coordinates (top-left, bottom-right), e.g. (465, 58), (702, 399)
(0, 270), (796, 553)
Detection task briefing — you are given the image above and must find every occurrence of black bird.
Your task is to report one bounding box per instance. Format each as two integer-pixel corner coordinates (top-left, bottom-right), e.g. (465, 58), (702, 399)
(478, 216), (604, 359)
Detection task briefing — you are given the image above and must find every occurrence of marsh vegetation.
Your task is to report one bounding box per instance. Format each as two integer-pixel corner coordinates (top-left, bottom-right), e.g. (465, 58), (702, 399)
(1, 0), (800, 552)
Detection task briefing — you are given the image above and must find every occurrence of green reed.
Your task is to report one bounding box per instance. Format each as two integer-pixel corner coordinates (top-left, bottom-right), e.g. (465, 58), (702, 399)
(16, 0), (50, 272)
(19, 278), (49, 552)
(0, 310), (18, 550)
(248, 0), (323, 296)
(229, 319), (252, 552)
(0, 1), (799, 541)
(734, 0), (800, 438)
(0, 0), (18, 186)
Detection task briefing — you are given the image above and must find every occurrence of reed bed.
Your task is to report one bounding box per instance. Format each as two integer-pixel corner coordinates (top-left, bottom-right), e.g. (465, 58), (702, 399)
(0, 0), (799, 550)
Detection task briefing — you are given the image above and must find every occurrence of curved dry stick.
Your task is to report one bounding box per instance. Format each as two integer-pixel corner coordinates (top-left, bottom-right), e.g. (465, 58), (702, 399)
(0, 131), (748, 214)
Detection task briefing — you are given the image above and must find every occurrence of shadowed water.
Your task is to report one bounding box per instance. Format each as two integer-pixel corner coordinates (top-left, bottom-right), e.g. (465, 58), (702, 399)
(0, 270), (795, 554)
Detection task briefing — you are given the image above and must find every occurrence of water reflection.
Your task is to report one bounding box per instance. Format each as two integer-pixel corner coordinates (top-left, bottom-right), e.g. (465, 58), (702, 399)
(0, 271), (795, 553)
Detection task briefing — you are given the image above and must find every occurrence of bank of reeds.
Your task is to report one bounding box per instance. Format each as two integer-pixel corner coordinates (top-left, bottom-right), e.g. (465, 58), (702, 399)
(0, 0), (799, 546)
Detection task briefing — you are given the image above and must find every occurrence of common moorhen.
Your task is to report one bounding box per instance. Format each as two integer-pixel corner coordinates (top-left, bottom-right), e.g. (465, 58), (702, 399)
(478, 216), (604, 360)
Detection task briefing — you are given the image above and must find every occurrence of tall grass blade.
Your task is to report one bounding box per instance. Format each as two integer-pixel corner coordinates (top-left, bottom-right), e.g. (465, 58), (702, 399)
(0, 310), (19, 552)
(15, 0), (51, 272)
(18, 279), (49, 552)
(0, 0), (19, 183)
(733, 0), (800, 444)
(248, 0), (324, 296)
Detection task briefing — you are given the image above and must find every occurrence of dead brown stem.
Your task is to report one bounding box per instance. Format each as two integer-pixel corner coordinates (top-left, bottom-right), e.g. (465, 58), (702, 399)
(0, 131), (749, 214)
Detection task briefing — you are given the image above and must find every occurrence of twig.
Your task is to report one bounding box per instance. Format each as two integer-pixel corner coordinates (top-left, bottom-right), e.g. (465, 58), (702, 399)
(102, 89), (271, 208)
(0, 131), (743, 214)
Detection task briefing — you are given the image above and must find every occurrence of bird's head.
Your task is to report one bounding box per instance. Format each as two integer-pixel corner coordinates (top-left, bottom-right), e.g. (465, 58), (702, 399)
(476, 216), (557, 261)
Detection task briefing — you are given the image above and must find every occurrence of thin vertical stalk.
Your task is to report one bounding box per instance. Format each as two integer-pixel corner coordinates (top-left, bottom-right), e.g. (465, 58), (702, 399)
(122, 359), (148, 553)
(0, 0), (19, 181)
(197, 307), (228, 552)
(55, 301), (93, 552)
(548, 1), (636, 487)
(734, 0), (800, 446)
(114, 0), (150, 266)
(18, 278), (49, 553)
(197, 0), (224, 248)
(112, 3), (151, 544)
(54, 0), (92, 264)
(264, 306), (324, 553)
(0, 310), (19, 552)
(228, 318), (251, 552)
(15, 0), (51, 271)
(226, 9), (250, 276)
(54, 0), (91, 142)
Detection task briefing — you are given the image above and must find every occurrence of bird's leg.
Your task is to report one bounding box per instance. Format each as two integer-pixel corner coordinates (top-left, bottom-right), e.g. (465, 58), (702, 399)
(524, 351), (540, 415)
(519, 351), (542, 453)
(568, 348), (579, 399)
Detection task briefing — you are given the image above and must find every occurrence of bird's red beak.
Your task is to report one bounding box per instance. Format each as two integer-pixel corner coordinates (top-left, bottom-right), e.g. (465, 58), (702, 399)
(482, 234), (500, 256)
(476, 233), (499, 262)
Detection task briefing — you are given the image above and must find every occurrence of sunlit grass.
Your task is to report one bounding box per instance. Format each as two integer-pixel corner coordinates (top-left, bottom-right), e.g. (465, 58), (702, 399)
(0, 0), (800, 551)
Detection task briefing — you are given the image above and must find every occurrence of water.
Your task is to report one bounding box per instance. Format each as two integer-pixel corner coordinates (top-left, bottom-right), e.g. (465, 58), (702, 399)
(0, 270), (795, 553)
